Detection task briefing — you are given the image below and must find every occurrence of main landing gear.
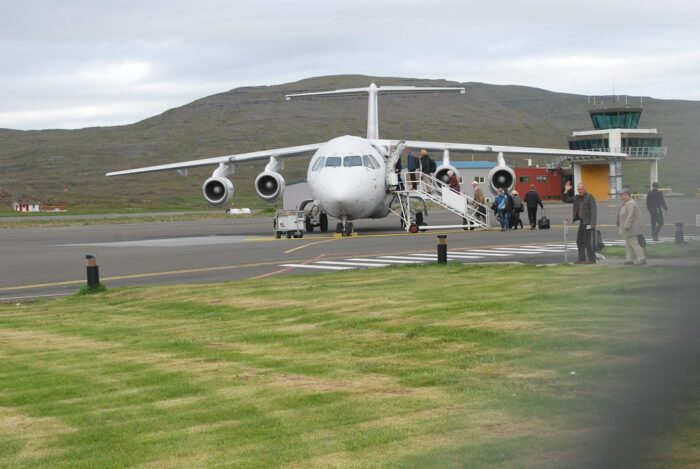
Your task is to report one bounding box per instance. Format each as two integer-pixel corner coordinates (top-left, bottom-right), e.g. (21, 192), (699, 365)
(336, 216), (354, 237)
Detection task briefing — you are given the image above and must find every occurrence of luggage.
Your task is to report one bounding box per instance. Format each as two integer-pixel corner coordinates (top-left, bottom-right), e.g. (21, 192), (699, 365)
(595, 229), (605, 252)
(537, 214), (550, 229)
(637, 233), (647, 248)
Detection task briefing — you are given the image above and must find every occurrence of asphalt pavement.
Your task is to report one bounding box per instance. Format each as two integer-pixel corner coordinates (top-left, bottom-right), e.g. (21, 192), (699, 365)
(1, 199), (698, 301)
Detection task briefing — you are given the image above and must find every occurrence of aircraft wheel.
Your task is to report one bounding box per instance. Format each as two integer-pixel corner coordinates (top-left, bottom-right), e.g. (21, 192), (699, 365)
(347, 222), (353, 234)
(286, 232), (292, 239)
(336, 222), (343, 233)
(409, 223), (419, 234)
(275, 232), (282, 239)
(320, 214), (328, 232)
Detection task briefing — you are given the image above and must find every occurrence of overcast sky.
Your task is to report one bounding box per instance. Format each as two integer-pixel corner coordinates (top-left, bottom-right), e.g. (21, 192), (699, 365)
(2, 0), (698, 130)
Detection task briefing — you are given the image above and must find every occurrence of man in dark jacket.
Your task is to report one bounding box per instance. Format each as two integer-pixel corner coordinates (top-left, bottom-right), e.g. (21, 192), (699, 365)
(523, 185), (544, 229)
(572, 183), (597, 264)
(646, 182), (668, 241)
(406, 151), (418, 189)
(419, 149), (432, 192)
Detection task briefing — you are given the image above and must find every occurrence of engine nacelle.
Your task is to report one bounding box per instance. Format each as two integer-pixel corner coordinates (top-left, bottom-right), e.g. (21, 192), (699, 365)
(202, 176), (234, 206)
(487, 165), (516, 195)
(434, 164), (459, 185)
(255, 171), (285, 202)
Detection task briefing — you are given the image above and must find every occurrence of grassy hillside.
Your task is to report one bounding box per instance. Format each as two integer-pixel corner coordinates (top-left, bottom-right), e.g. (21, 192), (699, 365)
(1, 260), (698, 467)
(1, 75), (698, 210)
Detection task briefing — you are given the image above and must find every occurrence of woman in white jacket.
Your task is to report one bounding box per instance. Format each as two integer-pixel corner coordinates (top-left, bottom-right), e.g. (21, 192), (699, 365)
(617, 188), (646, 265)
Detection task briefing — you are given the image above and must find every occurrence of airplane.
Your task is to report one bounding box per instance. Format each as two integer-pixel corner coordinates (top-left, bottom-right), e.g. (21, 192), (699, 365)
(106, 82), (627, 235)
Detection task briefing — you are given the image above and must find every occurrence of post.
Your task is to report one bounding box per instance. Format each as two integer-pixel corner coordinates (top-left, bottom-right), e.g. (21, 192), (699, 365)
(86, 255), (100, 288)
(437, 235), (447, 264)
(563, 219), (569, 263)
(675, 223), (684, 244)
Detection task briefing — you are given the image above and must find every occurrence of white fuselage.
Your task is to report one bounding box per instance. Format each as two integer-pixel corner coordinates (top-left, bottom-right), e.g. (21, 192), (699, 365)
(306, 135), (392, 220)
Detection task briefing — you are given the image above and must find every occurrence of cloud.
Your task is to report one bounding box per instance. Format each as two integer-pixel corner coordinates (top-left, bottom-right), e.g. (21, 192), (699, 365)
(1, 0), (699, 129)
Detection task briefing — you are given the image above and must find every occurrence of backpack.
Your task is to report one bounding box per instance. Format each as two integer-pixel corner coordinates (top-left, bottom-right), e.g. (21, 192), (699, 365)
(429, 159), (437, 173)
(497, 194), (507, 210)
(513, 196), (522, 211)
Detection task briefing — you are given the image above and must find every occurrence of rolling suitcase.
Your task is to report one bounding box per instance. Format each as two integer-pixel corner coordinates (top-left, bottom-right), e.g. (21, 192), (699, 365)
(537, 209), (550, 230)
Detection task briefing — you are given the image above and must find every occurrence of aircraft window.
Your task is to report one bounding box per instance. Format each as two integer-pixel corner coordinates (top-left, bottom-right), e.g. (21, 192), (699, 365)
(312, 157), (325, 172)
(325, 157), (342, 167)
(367, 155), (380, 168)
(362, 155), (377, 169)
(343, 155), (363, 167)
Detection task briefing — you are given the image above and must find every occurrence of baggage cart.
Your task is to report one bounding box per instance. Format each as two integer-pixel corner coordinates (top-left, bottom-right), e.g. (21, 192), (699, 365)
(273, 210), (305, 239)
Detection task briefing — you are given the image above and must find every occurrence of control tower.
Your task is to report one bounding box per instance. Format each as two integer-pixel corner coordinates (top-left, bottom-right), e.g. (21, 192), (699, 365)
(563, 98), (666, 200)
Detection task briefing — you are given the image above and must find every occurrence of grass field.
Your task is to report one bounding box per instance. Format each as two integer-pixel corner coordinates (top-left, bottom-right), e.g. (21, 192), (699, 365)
(1, 261), (699, 468)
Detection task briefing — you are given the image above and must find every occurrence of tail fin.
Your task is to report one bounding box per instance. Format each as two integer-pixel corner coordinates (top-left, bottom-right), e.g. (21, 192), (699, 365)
(286, 83), (465, 140)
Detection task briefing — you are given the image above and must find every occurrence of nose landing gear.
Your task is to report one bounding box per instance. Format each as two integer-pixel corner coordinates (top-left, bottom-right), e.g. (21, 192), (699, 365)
(335, 217), (354, 237)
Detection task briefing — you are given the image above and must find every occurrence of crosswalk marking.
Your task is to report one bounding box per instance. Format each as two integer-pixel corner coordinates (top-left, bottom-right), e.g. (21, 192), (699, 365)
(491, 248), (542, 254)
(279, 236), (697, 272)
(347, 258), (422, 264)
(375, 256), (428, 263)
(315, 260), (391, 267)
(279, 264), (353, 270)
(464, 250), (512, 256)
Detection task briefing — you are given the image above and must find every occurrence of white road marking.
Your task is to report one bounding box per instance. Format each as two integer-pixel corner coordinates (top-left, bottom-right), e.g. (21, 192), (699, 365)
(464, 250), (513, 257)
(60, 235), (249, 248)
(315, 260), (391, 267)
(279, 264), (353, 271)
(491, 248), (542, 254)
(375, 256), (428, 262)
(346, 258), (420, 264)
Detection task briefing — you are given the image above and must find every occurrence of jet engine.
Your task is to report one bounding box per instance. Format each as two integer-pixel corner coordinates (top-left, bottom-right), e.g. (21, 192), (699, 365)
(255, 171), (285, 202)
(203, 176), (234, 206)
(434, 164), (459, 185)
(487, 152), (515, 195)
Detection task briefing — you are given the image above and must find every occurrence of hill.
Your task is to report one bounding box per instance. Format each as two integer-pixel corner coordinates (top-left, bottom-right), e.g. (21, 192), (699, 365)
(1, 75), (698, 210)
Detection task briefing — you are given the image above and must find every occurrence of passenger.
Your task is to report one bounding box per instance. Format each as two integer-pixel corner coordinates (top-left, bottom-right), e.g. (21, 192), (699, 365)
(510, 190), (524, 230)
(419, 149), (432, 192)
(524, 184), (544, 229)
(471, 181), (486, 222)
(617, 188), (646, 265)
(447, 170), (460, 192)
(394, 155), (404, 190)
(572, 182), (597, 264)
(406, 151), (418, 190)
(646, 182), (668, 241)
(494, 188), (510, 231)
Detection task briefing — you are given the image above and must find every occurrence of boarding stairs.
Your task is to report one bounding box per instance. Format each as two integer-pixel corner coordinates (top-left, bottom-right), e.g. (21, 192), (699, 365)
(389, 171), (490, 232)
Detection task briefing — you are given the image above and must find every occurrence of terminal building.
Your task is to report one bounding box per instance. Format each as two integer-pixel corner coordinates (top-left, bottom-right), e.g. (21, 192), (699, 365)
(547, 99), (666, 201)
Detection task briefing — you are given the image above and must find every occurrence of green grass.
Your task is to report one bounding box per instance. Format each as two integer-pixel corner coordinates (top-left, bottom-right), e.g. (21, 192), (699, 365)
(603, 240), (700, 259)
(1, 262), (698, 467)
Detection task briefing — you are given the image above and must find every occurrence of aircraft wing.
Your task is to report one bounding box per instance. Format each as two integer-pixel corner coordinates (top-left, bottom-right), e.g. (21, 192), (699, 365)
(373, 139), (627, 158)
(105, 143), (323, 177)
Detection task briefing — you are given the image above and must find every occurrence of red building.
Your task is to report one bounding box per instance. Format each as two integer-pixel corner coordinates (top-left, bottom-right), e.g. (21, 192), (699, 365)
(514, 168), (564, 200)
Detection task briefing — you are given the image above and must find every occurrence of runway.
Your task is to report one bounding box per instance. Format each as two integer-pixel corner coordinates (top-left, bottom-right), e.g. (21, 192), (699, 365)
(1, 199), (698, 301)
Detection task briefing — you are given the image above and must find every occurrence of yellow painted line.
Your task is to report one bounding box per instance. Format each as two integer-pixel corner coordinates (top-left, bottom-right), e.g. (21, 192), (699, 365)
(0, 259), (295, 293)
(284, 238), (339, 254)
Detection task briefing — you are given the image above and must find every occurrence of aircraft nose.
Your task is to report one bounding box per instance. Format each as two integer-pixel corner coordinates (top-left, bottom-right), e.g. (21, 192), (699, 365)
(319, 172), (361, 217)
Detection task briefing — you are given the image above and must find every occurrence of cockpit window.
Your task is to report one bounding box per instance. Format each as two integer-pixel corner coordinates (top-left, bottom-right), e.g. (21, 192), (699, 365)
(362, 155), (377, 169)
(343, 155), (363, 167)
(311, 156), (326, 171)
(312, 157), (325, 172)
(325, 157), (342, 167)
